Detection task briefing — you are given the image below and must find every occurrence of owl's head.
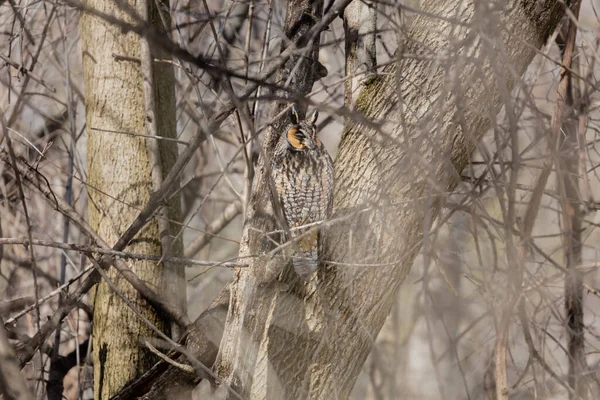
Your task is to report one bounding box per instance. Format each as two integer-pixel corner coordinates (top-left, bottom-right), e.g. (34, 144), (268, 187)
(285, 106), (320, 151)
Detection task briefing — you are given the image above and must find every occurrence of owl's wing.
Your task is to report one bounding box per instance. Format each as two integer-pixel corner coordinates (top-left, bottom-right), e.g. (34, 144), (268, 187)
(322, 151), (335, 218)
(281, 170), (322, 278)
(272, 151), (334, 278)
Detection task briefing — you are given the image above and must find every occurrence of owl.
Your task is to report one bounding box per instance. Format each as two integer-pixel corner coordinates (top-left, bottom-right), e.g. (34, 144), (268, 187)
(271, 106), (334, 279)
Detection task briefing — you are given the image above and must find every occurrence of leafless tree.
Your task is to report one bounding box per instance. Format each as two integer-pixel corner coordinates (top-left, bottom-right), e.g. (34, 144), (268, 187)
(2, 0), (600, 399)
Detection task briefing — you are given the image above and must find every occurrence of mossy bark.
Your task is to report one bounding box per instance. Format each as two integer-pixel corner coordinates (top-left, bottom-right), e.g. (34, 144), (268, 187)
(216, 0), (565, 399)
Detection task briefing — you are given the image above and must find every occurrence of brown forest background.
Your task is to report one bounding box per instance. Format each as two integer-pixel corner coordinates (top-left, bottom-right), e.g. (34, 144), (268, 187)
(2, 0), (600, 399)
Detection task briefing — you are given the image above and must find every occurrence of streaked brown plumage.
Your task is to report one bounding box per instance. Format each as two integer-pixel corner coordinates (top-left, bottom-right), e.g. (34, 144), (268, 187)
(271, 107), (334, 279)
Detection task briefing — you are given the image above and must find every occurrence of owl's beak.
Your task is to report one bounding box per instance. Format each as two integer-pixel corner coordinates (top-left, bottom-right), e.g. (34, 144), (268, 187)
(306, 139), (317, 150)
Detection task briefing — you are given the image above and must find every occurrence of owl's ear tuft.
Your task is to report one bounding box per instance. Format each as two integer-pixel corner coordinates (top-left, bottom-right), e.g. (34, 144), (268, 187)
(290, 106), (300, 125)
(308, 110), (319, 125)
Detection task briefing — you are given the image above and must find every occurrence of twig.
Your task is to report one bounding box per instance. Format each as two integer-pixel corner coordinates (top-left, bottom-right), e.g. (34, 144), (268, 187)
(184, 201), (242, 258)
(555, 3), (587, 398)
(144, 341), (195, 374)
(0, 53), (57, 92)
(3, 127), (45, 377)
(521, 3), (580, 240)
(576, 38), (596, 204)
(49, 30), (78, 396)
(517, 297), (575, 396)
(0, 150), (191, 365)
(583, 283), (600, 298)
(6, 0), (350, 369)
(0, 297), (34, 317)
(4, 265), (94, 326)
(6, 0), (35, 44)
(0, 237), (246, 268)
(5, 4), (57, 129)
(16, 269), (100, 368)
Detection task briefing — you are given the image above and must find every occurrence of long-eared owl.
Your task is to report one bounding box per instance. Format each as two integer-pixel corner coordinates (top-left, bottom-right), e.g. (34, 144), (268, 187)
(271, 106), (334, 279)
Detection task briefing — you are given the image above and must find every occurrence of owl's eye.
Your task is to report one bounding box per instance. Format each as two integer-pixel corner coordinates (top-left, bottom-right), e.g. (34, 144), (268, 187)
(287, 127), (305, 149)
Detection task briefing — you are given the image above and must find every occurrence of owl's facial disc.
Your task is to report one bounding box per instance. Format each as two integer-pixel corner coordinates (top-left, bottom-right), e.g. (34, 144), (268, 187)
(287, 127), (315, 150)
(287, 127), (303, 149)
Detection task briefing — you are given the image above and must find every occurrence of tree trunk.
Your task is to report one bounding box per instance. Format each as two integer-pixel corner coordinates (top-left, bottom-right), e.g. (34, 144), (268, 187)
(213, 0), (326, 397)
(79, 0), (182, 398)
(215, 0), (565, 399)
(343, 0), (376, 109)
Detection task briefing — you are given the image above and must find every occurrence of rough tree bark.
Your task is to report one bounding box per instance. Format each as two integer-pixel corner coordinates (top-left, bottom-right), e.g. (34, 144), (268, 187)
(343, 0), (376, 109)
(215, 0), (565, 399)
(79, 0), (182, 398)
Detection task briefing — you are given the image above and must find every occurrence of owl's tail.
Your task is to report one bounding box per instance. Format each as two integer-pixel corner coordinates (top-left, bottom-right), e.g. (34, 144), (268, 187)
(292, 253), (318, 280)
(292, 231), (319, 280)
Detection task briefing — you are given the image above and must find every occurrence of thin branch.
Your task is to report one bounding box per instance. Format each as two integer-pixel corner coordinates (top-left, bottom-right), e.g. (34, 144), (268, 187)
(494, 3), (582, 399)
(0, 150), (191, 366)
(517, 297), (575, 396)
(16, 269), (100, 368)
(0, 298), (34, 316)
(49, 29), (78, 396)
(555, 3), (587, 398)
(521, 3), (580, 240)
(144, 341), (195, 374)
(184, 201), (242, 258)
(0, 0), (351, 357)
(5, 4), (57, 128)
(4, 265), (93, 326)
(3, 131), (44, 377)
(0, 238), (246, 269)
(0, 53), (57, 92)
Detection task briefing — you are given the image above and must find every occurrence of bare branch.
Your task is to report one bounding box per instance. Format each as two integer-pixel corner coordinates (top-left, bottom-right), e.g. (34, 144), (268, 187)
(555, 3), (588, 398)
(184, 201), (242, 259)
(0, 53), (57, 93)
(0, 238), (245, 269)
